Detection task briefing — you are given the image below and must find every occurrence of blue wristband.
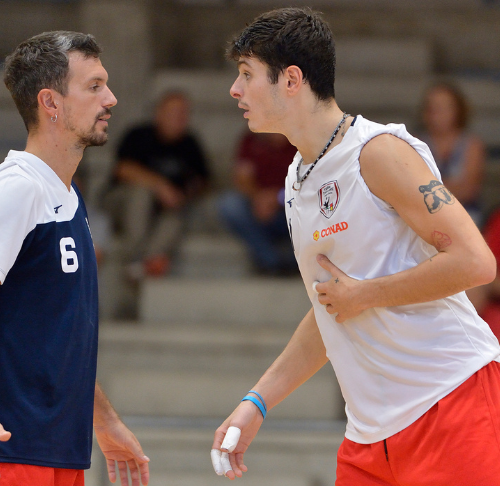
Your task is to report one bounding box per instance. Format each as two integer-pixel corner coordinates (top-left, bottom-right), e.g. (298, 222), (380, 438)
(241, 395), (267, 419)
(248, 390), (267, 412)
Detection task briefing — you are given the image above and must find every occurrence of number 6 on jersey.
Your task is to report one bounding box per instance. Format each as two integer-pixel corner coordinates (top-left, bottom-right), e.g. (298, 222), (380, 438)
(60, 237), (79, 273)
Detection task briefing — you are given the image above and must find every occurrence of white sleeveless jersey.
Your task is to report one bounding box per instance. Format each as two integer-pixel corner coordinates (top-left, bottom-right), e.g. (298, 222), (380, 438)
(284, 115), (500, 444)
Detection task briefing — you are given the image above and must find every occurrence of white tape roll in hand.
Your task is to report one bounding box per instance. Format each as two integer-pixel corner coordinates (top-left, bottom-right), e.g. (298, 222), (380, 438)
(312, 280), (320, 293)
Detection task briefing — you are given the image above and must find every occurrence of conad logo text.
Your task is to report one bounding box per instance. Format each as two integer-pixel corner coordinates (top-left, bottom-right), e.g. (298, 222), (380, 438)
(313, 221), (349, 241)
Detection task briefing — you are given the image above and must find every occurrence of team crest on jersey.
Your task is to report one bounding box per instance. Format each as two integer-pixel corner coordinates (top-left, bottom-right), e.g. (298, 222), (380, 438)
(318, 181), (340, 219)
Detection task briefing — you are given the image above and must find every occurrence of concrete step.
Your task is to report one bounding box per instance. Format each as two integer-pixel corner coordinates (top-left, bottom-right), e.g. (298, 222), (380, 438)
(337, 75), (430, 114)
(151, 69), (238, 112)
(86, 419), (345, 486)
(190, 111), (247, 187)
(336, 38), (431, 76)
(97, 233), (251, 320)
(453, 77), (500, 112)
(172, 233), (252, 278)
(97, 323), (345, 420)
(469, 112), (500, 148)
(138, 277), (311, 326)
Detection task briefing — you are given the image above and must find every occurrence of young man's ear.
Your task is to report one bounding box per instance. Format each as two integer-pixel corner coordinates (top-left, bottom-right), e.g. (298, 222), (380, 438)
(283, 65), (304, 96)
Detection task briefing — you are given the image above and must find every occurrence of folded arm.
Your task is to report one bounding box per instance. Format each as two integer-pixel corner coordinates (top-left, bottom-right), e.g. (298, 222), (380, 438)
(115, 159), (185, 208)
(316, 134), (496, 322)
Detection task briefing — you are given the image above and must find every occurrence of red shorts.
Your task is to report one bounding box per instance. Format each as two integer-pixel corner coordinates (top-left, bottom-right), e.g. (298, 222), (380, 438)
(0, 463), (84, 486)
(336, 360), (500, 486)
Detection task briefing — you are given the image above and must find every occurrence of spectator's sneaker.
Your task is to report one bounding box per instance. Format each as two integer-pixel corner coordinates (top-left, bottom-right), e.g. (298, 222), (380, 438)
(144, 254), (171, 277)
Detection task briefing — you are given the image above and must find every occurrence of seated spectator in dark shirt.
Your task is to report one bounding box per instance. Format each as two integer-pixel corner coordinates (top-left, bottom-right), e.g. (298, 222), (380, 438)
(218, 131), (298, 276)
(107, 90), (210, 277)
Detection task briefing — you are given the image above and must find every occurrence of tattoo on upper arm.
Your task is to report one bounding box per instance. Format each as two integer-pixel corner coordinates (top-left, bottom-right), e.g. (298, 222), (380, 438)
(432, 230), (452, 250)
(419, 180), (455, 213)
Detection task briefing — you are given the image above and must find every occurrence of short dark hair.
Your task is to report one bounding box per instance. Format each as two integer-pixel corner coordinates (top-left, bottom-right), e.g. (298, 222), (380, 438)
(3, 31), (102, 131)
(226, 7), (336, 101)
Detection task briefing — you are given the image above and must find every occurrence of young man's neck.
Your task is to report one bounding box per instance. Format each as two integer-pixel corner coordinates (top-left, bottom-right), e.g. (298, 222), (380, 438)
(285, 99), (347, 165)
(25, 130), (83, 191)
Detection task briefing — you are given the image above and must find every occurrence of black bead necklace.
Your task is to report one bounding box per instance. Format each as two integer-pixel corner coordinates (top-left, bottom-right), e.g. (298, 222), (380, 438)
(293, 112), (350, 191)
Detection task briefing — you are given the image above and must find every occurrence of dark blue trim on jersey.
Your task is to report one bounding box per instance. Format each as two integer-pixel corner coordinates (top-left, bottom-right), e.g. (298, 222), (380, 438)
(0, 184), (98, 469)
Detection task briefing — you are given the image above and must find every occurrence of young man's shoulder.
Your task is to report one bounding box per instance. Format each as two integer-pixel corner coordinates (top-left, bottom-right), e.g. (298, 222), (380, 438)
(352, 115), (406, 141)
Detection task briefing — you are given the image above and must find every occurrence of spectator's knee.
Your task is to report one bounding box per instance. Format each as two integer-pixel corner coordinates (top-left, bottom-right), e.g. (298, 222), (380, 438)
(217, 191), (249, 224)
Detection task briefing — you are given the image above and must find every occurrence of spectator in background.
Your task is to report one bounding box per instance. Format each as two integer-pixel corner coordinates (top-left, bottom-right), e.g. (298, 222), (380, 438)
(420, 82), (486, 225)
(218, 131), (298, 276)
(106, 91), (210, 278)
(467, 206), (500, 339)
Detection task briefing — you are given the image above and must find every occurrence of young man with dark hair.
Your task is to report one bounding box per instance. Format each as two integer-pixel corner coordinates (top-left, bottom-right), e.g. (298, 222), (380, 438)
(212, 8), (500, 485)
(0, 31), (149, 486)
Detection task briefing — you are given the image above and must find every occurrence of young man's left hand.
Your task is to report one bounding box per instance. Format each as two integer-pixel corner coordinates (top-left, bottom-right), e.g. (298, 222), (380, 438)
(315, 254), (365, 323)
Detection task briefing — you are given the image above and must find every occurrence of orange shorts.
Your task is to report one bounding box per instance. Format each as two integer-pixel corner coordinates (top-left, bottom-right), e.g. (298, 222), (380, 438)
(0, 463), (84, 486)
(336, 360), (500, 486)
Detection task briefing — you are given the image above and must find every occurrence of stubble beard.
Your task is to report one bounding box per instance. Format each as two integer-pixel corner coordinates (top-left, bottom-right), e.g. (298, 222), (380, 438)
(77, 125), (108, 148)
(65, 109), (111, 149)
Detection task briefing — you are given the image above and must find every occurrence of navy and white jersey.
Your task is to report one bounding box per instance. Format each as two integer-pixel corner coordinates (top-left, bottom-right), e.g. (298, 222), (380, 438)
(0, 151), (98, 469)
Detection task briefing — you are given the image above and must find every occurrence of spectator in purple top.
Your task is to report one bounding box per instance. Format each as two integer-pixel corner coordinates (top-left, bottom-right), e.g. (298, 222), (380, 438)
(420, 82), (486, 225)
